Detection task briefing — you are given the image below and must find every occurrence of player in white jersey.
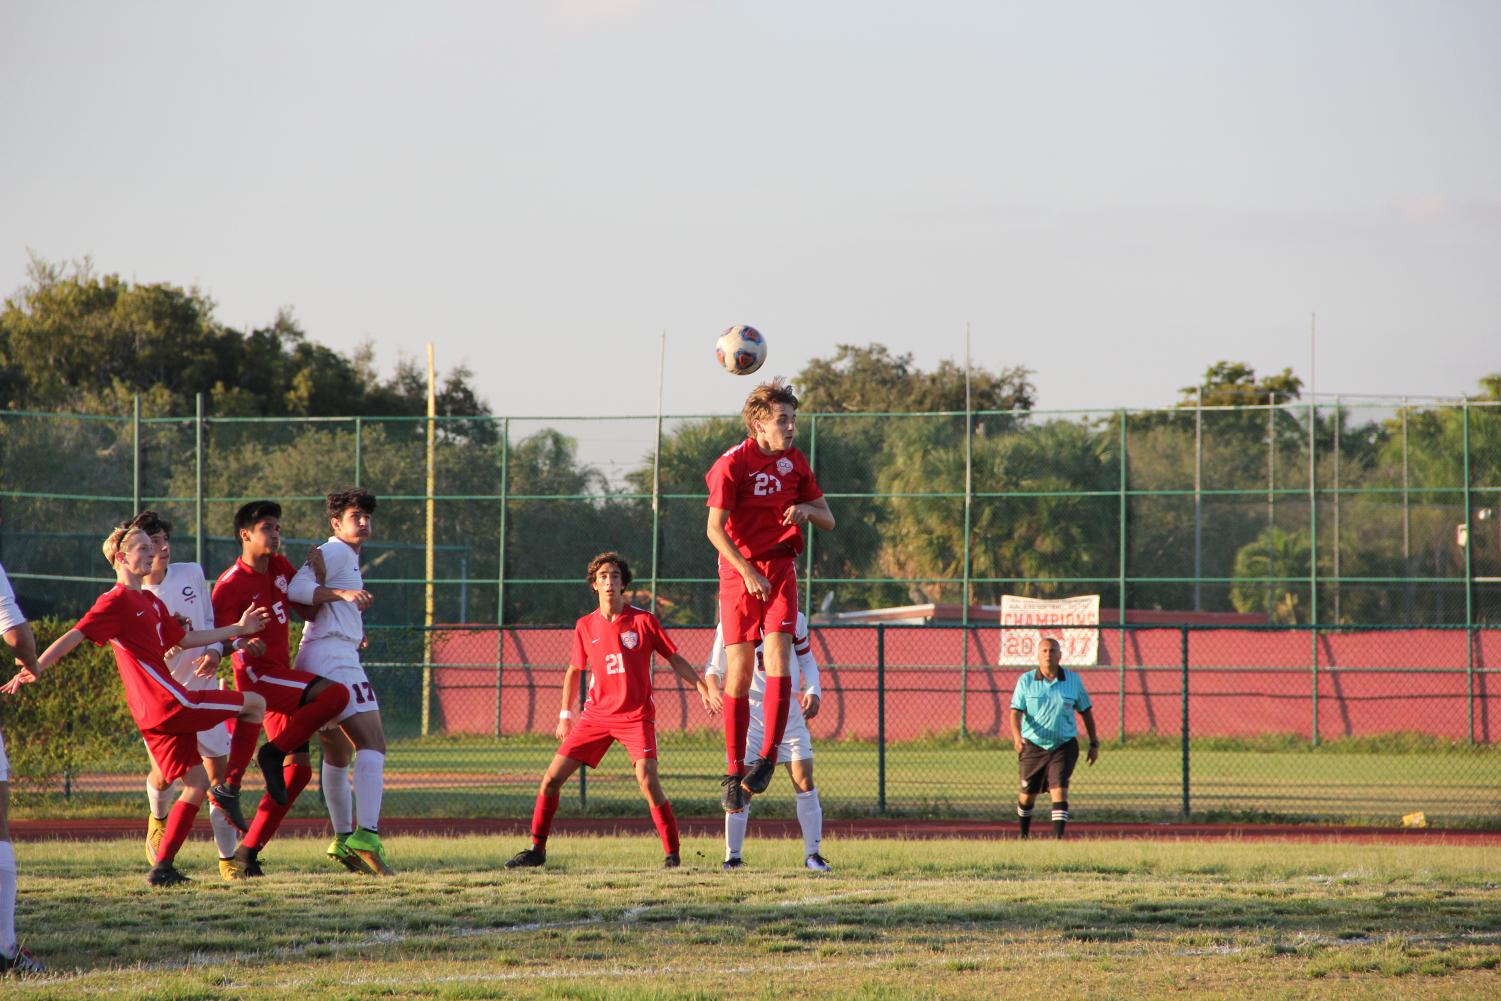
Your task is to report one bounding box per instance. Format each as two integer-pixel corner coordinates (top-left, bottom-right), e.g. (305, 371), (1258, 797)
(704, 610), (831, 872)
(127, 512), (243, 881)
(0, 560), (44, 975)
(288, 487), (391, 875)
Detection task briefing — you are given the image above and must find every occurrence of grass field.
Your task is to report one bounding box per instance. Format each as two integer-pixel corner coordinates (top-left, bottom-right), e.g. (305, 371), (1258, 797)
(21, 732), (1501, 826)
(5, 835), (1500, 999)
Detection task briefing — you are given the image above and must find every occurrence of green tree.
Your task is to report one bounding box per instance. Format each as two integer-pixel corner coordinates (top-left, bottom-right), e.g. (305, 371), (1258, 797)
(1230, 526), (1312, 623)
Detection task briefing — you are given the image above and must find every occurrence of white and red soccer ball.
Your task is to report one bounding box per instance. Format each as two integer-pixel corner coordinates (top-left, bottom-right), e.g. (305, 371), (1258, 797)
(715, 325), (767, 376)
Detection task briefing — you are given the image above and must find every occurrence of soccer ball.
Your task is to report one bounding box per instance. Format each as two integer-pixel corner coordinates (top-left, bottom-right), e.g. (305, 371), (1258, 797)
(715, 325), (767, 376)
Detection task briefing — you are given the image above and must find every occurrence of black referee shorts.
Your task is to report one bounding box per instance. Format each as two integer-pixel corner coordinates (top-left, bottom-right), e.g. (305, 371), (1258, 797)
(1018, 738), (1080, 795)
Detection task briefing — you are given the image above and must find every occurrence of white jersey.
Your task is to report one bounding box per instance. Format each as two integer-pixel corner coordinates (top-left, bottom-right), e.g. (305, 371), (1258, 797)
(705, 610), (821, 699)
(0, 560), (26, 634)
(143, 562), (220, 689)
(289, 537), (365, 645)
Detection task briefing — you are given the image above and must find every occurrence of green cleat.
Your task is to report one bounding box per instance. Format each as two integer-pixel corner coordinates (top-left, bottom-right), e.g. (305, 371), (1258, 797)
(327, 832), (373, 874)
(346, 828), (394, 876)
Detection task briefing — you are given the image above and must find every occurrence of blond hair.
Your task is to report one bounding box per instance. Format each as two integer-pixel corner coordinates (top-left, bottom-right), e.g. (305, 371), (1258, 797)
(741, 377), (799, 436)
(102, 525), (150, 567)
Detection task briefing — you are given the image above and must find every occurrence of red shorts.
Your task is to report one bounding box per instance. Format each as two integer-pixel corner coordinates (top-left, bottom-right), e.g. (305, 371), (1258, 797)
(235, 664), (321, 745)
(557, 711), (657, 768)
(718, 554), (799, 645)
(141, 690), (246, 783)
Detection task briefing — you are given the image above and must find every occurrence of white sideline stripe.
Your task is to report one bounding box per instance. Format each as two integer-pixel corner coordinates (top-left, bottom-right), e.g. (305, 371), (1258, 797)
(114, 641), (242, 712)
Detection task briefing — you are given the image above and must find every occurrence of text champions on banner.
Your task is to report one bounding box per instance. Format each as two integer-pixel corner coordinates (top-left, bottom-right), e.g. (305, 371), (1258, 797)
(997, 594), (1100, 667)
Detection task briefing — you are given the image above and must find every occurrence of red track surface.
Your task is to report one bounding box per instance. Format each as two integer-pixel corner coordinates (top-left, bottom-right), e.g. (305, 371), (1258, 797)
(11, 816), (1500, 845)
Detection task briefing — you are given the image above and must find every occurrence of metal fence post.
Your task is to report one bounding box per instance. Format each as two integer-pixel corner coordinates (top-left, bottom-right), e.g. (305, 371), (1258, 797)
(1309, 397), (1319, 747)
(194, 392), (204, 567)
(1180, 624), (1190, 819)
(960, 343), (974, 737)
(803, 413), (818, 625)
(131, 394), (141, 513)
(1463, 399), (1475, 744)
(495, 418), (508, 738)
(578, 671), (589, 809)
(1117, 409), (1127, 744)
(877, 623), (886, 815)
(354, 416), (363, 486)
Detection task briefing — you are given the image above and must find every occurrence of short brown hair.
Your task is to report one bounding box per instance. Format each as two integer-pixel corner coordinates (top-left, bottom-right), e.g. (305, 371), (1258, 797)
(741, 377), (799, 436)
(586, 551), (632, 588)
(125, 509), (172, 538)
(102, 525), (150, 567)
(327, 487), (377, 520)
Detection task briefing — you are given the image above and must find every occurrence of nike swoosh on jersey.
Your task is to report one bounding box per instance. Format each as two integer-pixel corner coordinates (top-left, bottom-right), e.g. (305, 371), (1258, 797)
(136, 610), (146, 617)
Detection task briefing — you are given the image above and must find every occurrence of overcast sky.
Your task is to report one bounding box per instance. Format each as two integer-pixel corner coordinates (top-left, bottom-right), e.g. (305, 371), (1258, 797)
(3, 1), (1498, 424)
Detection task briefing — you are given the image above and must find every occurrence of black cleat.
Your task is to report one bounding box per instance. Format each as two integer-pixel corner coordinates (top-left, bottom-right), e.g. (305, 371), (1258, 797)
(209, 784), (249, 833)
(233, 845), (265, 878)
(257, 742), (289, 805)
(0, 945), (44, 976)
(504, 847), (546, 869)
(740, 756), (776, 795)
(805, 852), (833, 872)
(721, 856), (745, 872)
(663, 853), (681, 869)
(720, 773), (747, 812)
(146, 861), (192, 887)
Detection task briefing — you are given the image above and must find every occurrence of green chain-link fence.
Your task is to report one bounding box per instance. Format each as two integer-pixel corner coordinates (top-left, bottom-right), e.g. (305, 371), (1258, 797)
(1, 398), (1497, 824)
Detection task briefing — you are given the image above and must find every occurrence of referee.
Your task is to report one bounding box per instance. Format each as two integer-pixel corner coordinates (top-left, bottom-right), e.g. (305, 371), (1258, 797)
(1009, 636), (1100, 839)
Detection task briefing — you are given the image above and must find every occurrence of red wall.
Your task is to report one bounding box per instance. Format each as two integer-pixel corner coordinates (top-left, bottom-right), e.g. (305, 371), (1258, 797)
(432, 627), (1497, 744)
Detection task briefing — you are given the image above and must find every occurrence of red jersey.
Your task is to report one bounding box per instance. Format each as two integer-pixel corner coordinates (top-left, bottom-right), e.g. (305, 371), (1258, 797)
(570, 605), (677, 719)
(75, 584), (189, 730)
(705, 439), (823, 559)
(212, 554), (301, 678)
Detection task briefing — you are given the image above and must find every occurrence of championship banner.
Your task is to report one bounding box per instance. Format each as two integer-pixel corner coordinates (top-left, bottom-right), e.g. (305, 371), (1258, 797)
(997, 594), (1100, 667)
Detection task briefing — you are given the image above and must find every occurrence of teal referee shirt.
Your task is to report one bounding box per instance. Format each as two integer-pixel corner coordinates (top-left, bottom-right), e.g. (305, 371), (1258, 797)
(1010, 667), (1093, 750)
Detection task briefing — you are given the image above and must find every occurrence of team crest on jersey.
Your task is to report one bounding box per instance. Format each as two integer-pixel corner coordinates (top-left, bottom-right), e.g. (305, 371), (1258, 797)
(274, 574), (288, 593)
(621, 630), (639, 650)
(776, 457), (793, 476)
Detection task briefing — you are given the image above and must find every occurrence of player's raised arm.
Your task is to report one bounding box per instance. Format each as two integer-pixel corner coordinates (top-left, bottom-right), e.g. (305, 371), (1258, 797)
(1, 628), (86, 692)
(180, 604), (270, 649)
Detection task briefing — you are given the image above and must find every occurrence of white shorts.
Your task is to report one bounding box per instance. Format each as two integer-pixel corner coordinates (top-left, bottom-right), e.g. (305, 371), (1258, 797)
(295, 637), (378, 723)
(744, 699), (814, 764)
(0, 571), (26, 635)
(0, 726), (8, 782)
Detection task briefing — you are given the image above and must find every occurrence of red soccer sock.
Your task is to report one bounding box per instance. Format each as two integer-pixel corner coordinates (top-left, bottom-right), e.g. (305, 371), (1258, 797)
(224, 718), (263, 787)
(531, 792), (560, 848)
(650, 801), (680, 857)
(758, 675), (793, 764)
(157, 799), (200, 865)
(723, 695), (750, 774)
(272, 683), (350, 752)
(243, 762), (312, 851)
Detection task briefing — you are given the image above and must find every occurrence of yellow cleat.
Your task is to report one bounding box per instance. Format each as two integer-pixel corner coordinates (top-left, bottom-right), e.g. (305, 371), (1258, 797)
(145, 813), (166, 866)
(219, 857), (246, 882)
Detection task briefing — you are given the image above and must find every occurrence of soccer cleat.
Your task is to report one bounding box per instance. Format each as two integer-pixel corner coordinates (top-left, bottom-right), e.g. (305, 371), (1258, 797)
(208, 783), (249, 833)
(219, 857), (245, 882)
(234, 845), (265, 878)
(740, 756), (775, 795)
(0, 945), (44, 976)
(662, 853), (681, 869)
(721, 856), (745, 871)
(146, 861), (192, 887)
(327, 832), (373, 874)
(719, 773), (748, 813)
(805, 852), (833, 872)
(145, 812), (166, 865)
(504, 847), (546, 869)
(256, 742), (289, 805)
(346, 828), (394, 876)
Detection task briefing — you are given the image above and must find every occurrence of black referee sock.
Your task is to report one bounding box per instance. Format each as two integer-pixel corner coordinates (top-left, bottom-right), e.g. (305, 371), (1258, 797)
(1016, 803), (1033, 839)
(1051, 801), (1069, 839)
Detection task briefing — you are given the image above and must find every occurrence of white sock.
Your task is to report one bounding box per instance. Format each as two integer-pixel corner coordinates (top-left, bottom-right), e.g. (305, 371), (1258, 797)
(208, 801), (239, 858)
(796, 788), (823, 857)
(0, 840), (17, 958)
(146, 778), (178, 819)
(322, 761), (354, 834)
(354, 750), (385, 833)
(725, 801), (750, 859)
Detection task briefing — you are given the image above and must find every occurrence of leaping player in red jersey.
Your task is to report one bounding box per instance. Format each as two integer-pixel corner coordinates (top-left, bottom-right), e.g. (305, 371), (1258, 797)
(211, 500), (351, 878)
(705, 378), (834, 810)
(503, 552), (721, 870)
(1, 526), (271, 887)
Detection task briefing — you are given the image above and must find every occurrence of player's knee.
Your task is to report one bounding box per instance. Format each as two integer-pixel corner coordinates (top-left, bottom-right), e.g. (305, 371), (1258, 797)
(241, 692), (267, 720)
